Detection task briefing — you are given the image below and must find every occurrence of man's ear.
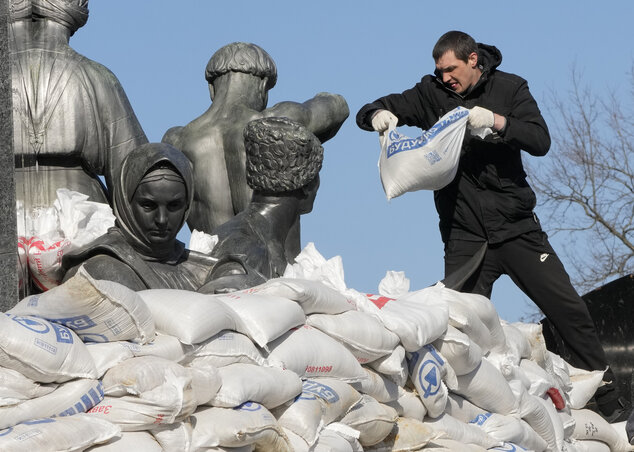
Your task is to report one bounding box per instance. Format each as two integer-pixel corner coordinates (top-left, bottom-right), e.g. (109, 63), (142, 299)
(468, 51), (478, 68)
(208, 84), (215, 101)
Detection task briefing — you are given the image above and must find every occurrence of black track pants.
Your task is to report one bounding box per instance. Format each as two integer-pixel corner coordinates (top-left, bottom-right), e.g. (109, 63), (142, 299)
(444, 230), (609, 375)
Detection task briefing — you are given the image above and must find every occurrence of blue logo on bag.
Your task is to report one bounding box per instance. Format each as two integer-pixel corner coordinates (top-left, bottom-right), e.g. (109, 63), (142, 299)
(469, 412), (491, 425)
(54, 315), (96, 331)
(0, 418), (56, 437)
(26, 296), (39, 307)
(424, 150), (442, 165)
(23, 419), (56, 425)
(68, 382), (104, 414)
(386, 131), (424, 158)
(423, 344), (445, 366)
(491, 443), (527, 451)
(51, 323), (74, 344)
(53, 382), (103, 417)
(79, 333), (109, 343)
(418, 360), (441, 397)
(386, 107), (468, 158)
(9, 315), (50, 334)
(236, 402), (262, 412)
(302, 380), (340, 403)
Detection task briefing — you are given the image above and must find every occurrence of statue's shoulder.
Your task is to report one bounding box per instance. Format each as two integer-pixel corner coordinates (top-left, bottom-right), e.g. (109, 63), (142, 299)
(62, 229), (132, 270)
(74, 54), (124, 87)
(162, 126), (184, 148)
(61, 231), (148, 289)
(213, 213), (269, 259)
(72, 55), (139, 115)
(162, 123), (218, 160)
(69, 254), (147, 291)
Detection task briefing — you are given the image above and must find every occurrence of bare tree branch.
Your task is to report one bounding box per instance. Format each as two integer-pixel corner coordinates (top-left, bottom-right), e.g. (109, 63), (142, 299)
(527, 64), (634, 293)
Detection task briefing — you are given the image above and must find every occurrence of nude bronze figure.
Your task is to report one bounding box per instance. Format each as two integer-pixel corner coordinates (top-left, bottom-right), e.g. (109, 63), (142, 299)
(162, 42), (348, 259)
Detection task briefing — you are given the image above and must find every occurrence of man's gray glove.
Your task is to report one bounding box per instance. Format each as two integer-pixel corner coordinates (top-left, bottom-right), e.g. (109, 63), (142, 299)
(467, 106), (495, 129)
(371, 109), (398, 133)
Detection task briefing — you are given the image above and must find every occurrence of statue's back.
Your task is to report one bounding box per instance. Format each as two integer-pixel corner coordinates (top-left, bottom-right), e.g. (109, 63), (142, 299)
(164, 105), (262, 234)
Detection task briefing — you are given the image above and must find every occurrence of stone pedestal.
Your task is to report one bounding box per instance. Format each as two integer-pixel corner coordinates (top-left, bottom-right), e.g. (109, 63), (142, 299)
(0, 0), (19, 311)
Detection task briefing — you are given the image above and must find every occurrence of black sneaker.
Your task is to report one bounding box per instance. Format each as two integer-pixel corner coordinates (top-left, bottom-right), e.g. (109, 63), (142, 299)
(592, 382), (633, 423)
(598, 396), (633, 424)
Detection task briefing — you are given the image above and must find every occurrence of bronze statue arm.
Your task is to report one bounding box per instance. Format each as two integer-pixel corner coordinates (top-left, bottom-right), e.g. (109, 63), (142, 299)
(264, 93), (349, 143)
(198, 255), (267, 294)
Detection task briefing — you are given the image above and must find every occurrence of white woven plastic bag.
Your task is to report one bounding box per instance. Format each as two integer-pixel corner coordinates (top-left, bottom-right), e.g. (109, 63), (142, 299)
(267, 325), (367, 382)
(0, 367), (56, 406)
(273, 378), (363, 446)
(0, 313), (97, 383)
(378, 106), (469, 199)
(138, 289), (237, 345)
(307, 310), (400, 364)
(191, 403), (292, 451)
(0, 415), (120, 452)
(87, 371), (196, 431)
(340, 395), (399, 447)
(209, 363), (302, 409)
(0, 378), (104, 430)
(10, 265), (155, 344)
(356, 285), (449, 353)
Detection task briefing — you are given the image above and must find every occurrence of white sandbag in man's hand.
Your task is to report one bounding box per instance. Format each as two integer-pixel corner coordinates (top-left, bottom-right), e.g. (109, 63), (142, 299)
(371, 109), (398, 133)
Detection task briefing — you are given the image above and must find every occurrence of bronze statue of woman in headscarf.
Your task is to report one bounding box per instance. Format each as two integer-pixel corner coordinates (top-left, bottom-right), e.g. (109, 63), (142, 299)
(61, 143), (258, 291)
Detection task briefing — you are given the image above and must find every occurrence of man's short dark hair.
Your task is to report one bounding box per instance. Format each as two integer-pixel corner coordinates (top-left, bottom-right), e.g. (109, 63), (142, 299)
(244, 117), (323, 193)
(432, 31), (477, 63)
(205, 42), (277, 91)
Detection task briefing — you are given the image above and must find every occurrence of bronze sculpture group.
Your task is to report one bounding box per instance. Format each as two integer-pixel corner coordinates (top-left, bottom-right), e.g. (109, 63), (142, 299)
(10, 0), (350, 294)
(9, 0), (634, 430)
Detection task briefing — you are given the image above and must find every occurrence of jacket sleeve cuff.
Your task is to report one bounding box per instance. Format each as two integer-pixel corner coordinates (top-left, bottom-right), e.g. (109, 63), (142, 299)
(497, 116), (508, 136)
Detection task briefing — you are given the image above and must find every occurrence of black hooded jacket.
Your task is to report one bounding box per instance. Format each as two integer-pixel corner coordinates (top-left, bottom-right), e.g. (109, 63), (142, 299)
(356, 44), (551, 244)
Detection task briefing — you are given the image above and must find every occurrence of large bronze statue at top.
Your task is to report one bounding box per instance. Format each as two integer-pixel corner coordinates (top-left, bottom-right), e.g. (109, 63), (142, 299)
(10, 0), (147, 211)
(162, 42), (348, 257)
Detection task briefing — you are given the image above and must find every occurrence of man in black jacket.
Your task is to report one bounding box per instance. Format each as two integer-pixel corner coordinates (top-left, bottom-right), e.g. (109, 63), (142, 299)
(357, 30), (630, 422)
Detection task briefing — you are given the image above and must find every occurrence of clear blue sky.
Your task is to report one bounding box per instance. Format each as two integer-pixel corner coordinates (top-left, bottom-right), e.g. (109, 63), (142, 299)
(72, 1), (633, 323)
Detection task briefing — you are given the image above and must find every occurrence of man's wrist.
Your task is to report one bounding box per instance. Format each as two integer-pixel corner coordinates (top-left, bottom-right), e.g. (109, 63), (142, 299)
(493, 113), (507, 132)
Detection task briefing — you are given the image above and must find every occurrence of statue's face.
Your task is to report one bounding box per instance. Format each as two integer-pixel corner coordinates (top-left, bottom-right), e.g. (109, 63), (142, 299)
(299, 175), (320, 215)
(131, 177), (187, 245)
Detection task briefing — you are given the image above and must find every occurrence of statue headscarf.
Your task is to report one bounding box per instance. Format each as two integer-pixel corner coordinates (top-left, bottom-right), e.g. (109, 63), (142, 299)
(10, 0), (32, 22)
(113, 142), (194, 263)
(32, 0), (89, 35)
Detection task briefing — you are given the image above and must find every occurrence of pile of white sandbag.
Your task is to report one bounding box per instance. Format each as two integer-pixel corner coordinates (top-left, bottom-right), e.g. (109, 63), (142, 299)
(1, 243), (632, 452)
(17, 189), (116, 291)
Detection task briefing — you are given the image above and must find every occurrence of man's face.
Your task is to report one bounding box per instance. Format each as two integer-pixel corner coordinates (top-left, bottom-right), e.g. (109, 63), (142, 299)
(435, 50), (481, 94)
(131, 177), (187, 245)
